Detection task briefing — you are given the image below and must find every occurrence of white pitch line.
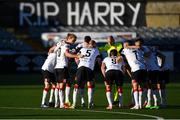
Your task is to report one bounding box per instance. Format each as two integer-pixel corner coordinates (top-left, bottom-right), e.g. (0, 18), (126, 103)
(0, 106), (164, 120)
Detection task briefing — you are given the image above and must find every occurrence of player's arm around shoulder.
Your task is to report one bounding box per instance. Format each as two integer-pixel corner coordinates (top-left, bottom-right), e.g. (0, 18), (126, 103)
(65, 50), (83, 59)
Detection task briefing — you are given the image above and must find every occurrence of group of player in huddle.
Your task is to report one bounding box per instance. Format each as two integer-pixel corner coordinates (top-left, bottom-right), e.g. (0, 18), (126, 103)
(41, 33), (170, 110)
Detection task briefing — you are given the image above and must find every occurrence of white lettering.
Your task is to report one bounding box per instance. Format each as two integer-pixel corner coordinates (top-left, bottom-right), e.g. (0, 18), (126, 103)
(110, 2), (124, 25)
(127, 2), (141, 26)
(80, 2), (93, 25)
(68, 2), (80, 25)
(94, 2), (109, 25)
(19, 3), (35, 26)
(44, 2), (59, 25)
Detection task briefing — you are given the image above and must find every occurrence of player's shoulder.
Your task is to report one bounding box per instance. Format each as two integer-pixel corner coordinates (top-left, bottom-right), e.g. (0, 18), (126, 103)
(103, 56), (111, 61)
(142, 45), (150, 52)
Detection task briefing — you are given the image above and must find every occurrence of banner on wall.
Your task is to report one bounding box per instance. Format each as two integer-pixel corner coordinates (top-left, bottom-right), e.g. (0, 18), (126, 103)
(0, 0), (147, 27)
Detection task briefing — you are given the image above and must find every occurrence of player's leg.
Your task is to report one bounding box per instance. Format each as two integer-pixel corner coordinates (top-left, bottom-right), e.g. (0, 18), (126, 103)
(131, 71), (140, 109)
(59, 81), (65, 108)
(113, 86), (119, 105)
(138, 85), (143, 109)
(86, 68), (95, 109)
(158, 70), (168, 108)
(87, 81), (94, 109)
(74, 75), (85, 107)
(48, 72), (56, 107)
(115, 71), (124, 108)
(65, 82), (71, 106)
(54, 69), (60, 108)
(48, 83), (56, 107)
(41, 79), (50, 107)
(104, 70), (113, 110)
(41, 70), (50, 108)
(71, 84), (79, 108)
(54, 83), (59, 108)
(150, 71), (159, 109)
(131, 80), (139, 109)
(71, 67), (84, 108)
(79, 86), (85, 107)
(55, 68), (66, 108)
(105, 84), (113, 110)
(160, 81), (167, 108)
(145, 80), (152, 108)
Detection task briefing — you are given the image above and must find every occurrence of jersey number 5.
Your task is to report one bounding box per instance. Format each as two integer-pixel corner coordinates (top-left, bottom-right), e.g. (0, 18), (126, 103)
(85, 50), (92, 57)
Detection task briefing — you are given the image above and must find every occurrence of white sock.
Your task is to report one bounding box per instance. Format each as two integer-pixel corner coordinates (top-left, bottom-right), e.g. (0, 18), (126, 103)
(88, 87), (93, 104)
(133, 91), (139, 106)
(147, 89), (151, 106)
(152, 89), (158, 106)
(72, 88), (78, 106)
(106, 91), (112, 106)
(139, 90), (142, 108)
(65, 86), (71, 103)
(143, 88), (148, 103)
(49, 88), (55, 103)
(158, 89), (163, 105)
(59, 89), (64, 106)
(54, 88), (59, 106)
(80, 88), (85, 104)
(118, 92), (123, 107)
(41, 89), (48, 105)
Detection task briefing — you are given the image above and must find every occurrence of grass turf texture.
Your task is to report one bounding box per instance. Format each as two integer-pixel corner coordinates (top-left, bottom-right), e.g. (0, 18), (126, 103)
(0, 84), (180, 119)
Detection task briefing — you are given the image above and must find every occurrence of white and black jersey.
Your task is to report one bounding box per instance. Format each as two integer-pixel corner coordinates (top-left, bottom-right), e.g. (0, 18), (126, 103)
(121, 48), (146, 72)
(102, 56), (123, 72)
(54, 40), (70, 69)
(41, 53), (56, 83)
(102, 56), (124, 86)
(41, 53), (56, 73)
(78, 47), (100, 71)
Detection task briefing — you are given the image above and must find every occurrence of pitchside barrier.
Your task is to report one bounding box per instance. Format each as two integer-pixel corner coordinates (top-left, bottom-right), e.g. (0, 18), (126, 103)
(0, 52), (47, 73)
(0, 50), (174, 74)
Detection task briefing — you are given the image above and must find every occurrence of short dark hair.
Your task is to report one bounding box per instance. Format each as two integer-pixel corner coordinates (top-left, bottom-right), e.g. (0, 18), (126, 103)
(110, 49), (118, 57)
(135, 37), (144, 44)
(84, 36), (91, 43)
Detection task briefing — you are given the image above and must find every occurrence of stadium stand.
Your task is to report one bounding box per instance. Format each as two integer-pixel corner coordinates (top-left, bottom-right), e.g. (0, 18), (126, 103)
(0, 27), (33, 52)
(55, 26), (180, 45)
(1, 26), (180, 52)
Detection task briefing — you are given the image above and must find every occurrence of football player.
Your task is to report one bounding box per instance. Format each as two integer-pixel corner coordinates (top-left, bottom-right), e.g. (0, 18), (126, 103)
(101, 49), (124, 110)
(70, 40), (101, 109)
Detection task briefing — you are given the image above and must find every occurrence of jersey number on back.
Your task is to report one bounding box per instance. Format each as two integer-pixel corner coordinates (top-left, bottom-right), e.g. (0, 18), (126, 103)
(85, 50), (92, 57)
(133, 50), (138, 60)
(111, 58), (116, 64)
(58, 48), (61, 57)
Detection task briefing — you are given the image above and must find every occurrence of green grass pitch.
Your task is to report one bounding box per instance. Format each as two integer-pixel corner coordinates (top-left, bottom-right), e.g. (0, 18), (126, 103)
(0, 83), (180, 119)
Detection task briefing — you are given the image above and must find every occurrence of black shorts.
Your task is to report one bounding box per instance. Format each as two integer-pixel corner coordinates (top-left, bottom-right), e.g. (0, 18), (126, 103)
(132, 70), (147, 84)
(105, 70), (123, 87)
(55, 67), (69, 83)
(76, 66), (94, 86)
(42, 70), (56, 84)
(159, 70), (170, 84)
(147, 70), (160, 84)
